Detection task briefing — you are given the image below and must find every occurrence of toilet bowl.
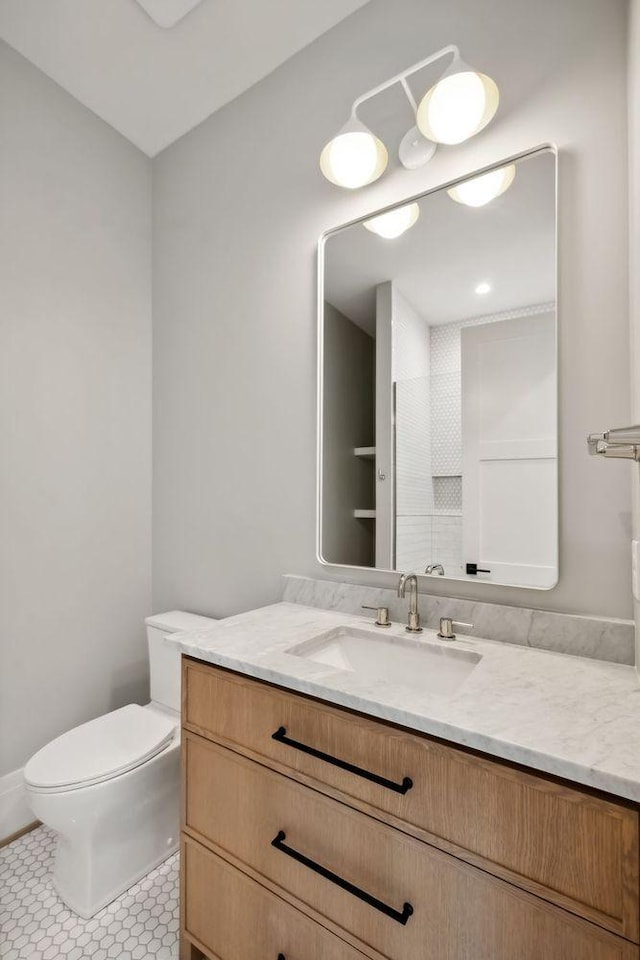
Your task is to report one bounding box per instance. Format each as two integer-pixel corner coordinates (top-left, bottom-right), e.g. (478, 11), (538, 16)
(24, 610), (216, 918)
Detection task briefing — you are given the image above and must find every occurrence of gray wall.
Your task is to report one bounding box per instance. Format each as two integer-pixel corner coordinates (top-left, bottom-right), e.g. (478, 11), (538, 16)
(153, 0), (631, 621)
(0, 43), (152, 775)
(630, 0), (640, 666)
(322, 302), (375, 568)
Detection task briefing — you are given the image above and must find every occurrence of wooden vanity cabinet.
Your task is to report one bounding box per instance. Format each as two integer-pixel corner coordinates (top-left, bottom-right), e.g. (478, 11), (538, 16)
(180, 658), (640, 960)
(182, 836), (369, 960)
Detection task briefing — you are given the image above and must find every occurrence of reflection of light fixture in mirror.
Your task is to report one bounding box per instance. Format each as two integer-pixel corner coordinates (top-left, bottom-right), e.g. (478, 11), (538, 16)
(416, 57), (499, 145)
(363, 203), (420, 239)
(320, 46), (500, 189)
(448, 164), (516, 207)
(475, 281), (492, 295)
(319, 118), (388, 189)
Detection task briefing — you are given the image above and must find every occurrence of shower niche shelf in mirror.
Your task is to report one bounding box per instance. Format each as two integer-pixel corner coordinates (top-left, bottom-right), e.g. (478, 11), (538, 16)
(317, 145), (558, 590)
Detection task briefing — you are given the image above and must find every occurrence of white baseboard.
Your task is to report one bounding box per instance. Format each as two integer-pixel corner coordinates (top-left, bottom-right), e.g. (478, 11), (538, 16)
(0, 768), (33, 841)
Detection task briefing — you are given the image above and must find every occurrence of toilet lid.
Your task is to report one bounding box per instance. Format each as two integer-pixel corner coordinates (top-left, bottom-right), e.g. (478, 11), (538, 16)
(24, 704), (176, 790)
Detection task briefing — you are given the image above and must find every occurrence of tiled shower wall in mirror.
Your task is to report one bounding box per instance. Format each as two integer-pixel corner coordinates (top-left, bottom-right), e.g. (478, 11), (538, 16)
(395, 301), (555, 575)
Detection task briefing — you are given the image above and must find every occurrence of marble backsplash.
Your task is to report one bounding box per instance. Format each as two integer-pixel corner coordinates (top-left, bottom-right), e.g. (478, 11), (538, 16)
(282, 575), (635, 665)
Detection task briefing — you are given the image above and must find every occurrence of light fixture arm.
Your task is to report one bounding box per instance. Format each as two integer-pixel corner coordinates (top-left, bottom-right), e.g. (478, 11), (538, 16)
(350, 44), (460, 120)
(399, 77), (418, 114)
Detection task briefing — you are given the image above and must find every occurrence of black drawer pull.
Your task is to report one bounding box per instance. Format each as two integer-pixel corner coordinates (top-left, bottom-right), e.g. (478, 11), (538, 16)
(277, 955), (285, 960)
(271, 727), (413, 795)
(271, 831), (413, 926)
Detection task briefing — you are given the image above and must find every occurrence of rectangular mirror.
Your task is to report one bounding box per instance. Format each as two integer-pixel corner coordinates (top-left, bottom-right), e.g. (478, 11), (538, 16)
(318, 146), (557, 588)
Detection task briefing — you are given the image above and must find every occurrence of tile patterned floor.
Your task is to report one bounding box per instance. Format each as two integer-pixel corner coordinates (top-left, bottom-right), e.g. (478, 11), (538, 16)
(0, 826), (179, 960)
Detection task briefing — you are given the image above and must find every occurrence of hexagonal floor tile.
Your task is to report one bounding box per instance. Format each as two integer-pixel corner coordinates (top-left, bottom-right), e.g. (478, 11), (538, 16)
(0, 826), (179, 960)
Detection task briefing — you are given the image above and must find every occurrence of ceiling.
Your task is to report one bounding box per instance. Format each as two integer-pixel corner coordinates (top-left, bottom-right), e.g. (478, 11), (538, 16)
(134, 0), (206, 29)
(0, 0), (369, 156)
(324, 150), (556, 335)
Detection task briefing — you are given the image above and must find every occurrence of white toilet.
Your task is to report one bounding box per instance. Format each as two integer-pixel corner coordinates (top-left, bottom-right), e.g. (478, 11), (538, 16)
(24, 610), (216, 919)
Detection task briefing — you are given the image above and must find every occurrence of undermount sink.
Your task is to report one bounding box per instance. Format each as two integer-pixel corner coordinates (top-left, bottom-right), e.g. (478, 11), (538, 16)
(287, 626), (481, 696)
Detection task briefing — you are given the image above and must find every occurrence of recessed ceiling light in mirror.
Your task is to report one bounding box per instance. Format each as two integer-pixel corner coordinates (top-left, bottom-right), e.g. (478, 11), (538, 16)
(475, 281), (492, 295)
(448, 164), (516, 207)
(363, 203), (420, 239)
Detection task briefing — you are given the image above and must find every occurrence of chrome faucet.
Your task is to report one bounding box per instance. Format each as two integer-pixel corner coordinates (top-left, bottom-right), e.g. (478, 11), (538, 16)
(397, 574), (422, 633)
(425, 563), (445, 576)
(361, 604), (391, 627)
(438, 617), (474, 640)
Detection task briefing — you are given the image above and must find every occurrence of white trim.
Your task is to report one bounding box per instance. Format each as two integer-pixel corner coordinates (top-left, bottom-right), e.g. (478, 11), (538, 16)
(0, 768), (33, 841)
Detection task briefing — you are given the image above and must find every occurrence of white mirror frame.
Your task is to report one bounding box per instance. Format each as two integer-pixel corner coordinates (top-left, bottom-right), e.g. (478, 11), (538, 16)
(316, 143), (559, 589)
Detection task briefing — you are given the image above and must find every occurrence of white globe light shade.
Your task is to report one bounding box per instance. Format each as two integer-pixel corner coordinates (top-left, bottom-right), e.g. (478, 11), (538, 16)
(320, 121), (388, 189)
(416, 69), (499, 145)
(363, 202), (420, 239)
(448, 164), (516, 207)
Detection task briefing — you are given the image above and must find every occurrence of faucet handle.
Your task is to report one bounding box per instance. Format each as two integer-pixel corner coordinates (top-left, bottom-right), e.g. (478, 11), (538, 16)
(361, 605), (391, 628)
(438, 618), (474, 640)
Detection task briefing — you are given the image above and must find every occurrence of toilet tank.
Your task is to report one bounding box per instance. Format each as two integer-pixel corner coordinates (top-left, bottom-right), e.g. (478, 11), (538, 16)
(145, 610), (218, 712)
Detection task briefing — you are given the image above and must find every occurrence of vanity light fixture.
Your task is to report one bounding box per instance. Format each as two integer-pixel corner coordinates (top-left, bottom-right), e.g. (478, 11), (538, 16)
(475, 281), (492, 295)
(416, 57), (499, 145)
(320, 46), (499, 189)
(319, 117), (388, 189)
(363, 202), (420, 239)
(448, 163), (516, 207)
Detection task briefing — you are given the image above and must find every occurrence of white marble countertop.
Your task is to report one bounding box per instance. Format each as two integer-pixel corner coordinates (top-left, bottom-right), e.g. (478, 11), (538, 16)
(169, 601), (640, 802)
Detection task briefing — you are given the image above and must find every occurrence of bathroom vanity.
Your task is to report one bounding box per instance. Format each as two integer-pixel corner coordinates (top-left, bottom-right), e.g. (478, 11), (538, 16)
(174, 602), (640, 960)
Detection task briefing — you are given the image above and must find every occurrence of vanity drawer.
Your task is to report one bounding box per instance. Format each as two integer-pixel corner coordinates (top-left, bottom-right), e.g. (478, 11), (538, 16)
(183, 733), (638, 960)
(182, 836), (369, 960)
(183, 659), (640, 940)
